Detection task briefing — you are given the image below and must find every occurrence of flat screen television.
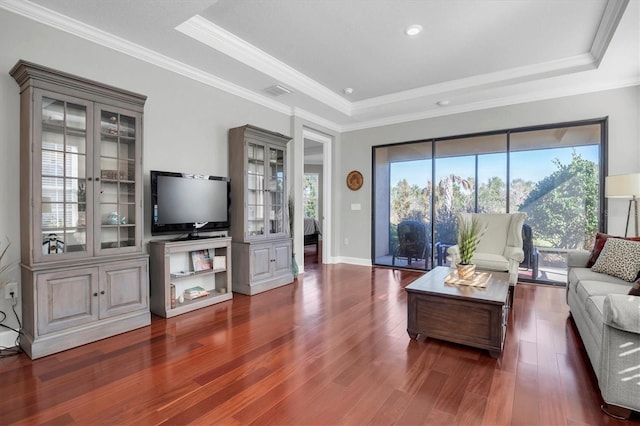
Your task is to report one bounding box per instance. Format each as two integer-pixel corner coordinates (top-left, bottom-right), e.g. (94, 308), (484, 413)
(150, 170), (230, 238)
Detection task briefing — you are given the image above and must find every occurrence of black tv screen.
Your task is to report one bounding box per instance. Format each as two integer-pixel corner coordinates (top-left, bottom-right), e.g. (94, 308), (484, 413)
(151, 170), (230, 237)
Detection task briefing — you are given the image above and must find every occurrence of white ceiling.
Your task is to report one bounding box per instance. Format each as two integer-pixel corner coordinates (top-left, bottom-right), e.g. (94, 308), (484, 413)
(3, 0), (639, 131)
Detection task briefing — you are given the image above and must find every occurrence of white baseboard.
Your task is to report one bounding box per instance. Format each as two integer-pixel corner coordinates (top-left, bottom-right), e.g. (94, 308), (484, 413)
(0, 329), (18, 349)
(335, 256), (372, 266)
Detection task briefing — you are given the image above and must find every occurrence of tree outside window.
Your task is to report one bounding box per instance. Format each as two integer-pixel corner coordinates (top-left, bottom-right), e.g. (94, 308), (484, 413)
(304, 173), (319, 219)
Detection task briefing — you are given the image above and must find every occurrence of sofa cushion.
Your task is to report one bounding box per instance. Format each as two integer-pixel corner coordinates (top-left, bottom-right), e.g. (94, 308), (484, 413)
(591, 238), (640, 282)
(586, 232), (640, 267)
(575, 280), (632, 306)
(568, 268), (630, 293)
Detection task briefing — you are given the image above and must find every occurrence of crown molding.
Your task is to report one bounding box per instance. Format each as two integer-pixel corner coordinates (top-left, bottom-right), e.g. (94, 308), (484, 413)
(591, 0), (630, 67)
(350, 53), (596, 114)
(0, 0), (292, 116)
(292, 107), (342, 132)
(342, 75), (640, 132)
(175, 15), (352, 116)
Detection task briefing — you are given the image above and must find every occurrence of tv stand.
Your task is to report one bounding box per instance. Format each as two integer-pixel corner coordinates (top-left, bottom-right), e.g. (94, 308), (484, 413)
(149, 237), (232, 317)
(173, 231), (228, 242)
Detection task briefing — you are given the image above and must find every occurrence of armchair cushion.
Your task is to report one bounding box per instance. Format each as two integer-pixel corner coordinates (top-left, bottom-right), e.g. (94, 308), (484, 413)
(471, 253), (509, 271)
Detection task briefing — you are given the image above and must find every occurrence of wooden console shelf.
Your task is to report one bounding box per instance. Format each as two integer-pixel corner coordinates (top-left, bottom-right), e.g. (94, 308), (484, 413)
(149, 237), (232, 318)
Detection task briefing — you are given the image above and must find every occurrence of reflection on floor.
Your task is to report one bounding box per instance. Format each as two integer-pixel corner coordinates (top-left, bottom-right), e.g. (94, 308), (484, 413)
(304, 243), (320, 270)
(375, 254), (568, 285)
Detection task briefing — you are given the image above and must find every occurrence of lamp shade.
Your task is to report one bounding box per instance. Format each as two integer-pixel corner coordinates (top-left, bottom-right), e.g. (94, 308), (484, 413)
(605, 173), (640, 198)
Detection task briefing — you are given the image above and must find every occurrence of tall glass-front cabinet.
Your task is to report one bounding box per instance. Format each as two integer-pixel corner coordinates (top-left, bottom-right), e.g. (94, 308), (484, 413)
(11, 60), (150, 359)
(229, 125), (293, 295)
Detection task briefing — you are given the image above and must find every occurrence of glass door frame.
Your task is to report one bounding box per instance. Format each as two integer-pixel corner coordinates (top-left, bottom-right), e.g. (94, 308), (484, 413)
(371, 118), (608, 285)
(33, 88), (94, 263)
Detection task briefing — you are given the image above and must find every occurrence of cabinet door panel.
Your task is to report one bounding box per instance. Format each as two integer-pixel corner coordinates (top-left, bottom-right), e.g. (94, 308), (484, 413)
(35, 91), (94, 263)
(36, 267), (99, 334)
(250, 245), (272, 282)
(267, 146), (286, 237)
(273, 241), (292, 276)
(100, 259), (148, 318)
(94, 105), (142, 255)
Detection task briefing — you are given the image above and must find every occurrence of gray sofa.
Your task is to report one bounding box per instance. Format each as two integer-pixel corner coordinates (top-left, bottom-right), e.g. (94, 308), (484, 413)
(566, 250), (640, 418)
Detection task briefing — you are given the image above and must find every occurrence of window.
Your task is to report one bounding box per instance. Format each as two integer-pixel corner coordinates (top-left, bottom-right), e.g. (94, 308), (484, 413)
(304, 173), (319, 219)
(373, 120), (605, 284)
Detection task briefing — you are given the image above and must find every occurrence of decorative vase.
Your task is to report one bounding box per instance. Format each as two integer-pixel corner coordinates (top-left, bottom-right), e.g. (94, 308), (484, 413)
(292, 254), (299, 279)
(457, 263), (476, 280)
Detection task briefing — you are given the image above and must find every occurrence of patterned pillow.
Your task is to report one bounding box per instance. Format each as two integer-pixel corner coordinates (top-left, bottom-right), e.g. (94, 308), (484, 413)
(591, 238), (640, 282)
(586, 233), (640, 267)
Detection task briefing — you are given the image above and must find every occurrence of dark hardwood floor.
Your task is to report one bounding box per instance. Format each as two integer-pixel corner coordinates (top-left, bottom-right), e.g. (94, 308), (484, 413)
(1, 256), (638, 425)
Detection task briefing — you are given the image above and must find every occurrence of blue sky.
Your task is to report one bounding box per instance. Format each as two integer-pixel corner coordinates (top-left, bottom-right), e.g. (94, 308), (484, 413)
(390, 146), (599, 187)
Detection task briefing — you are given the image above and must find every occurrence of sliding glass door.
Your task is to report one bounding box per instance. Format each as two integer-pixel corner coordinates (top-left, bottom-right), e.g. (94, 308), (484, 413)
(510, 124), (602, 282)
(372, 120), (605, 284)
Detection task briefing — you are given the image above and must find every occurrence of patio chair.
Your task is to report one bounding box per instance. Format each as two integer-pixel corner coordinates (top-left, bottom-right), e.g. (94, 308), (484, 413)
(393, 220), (429, 267)
(520, 223), (539, 278)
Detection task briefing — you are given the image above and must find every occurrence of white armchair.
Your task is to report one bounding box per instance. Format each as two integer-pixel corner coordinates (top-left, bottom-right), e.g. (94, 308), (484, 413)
(447, 212), (526, 293)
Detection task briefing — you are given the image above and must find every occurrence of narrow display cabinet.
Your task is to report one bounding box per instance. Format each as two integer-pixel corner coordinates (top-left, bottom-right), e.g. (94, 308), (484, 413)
(11, 60), (150, 359)
(228, 125), (293, 295)
(149, 237), (232, 317)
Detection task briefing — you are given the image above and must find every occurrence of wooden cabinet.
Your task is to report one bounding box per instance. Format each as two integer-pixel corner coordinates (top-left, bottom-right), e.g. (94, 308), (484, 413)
(232, 238), (292, 295)
(228, 125), (293, 295)
(149, 237), (232, 318)
(11, 60), (150, 359)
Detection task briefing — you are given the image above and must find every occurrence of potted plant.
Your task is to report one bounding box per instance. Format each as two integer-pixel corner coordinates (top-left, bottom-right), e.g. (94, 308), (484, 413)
(455, 216), (486, 279)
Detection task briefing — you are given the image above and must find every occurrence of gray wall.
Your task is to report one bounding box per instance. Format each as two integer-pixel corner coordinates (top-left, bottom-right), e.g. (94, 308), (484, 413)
(339, 86), (640, 264)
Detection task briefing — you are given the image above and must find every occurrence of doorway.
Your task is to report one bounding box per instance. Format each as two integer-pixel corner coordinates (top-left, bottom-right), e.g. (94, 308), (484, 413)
(302, 128), (332, 269)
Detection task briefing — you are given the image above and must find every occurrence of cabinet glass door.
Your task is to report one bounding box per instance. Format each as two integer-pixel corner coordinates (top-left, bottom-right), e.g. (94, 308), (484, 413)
(268, 146), (286, 236)
(96, 108), (139, 252)
(247, 142), (265, 236)
(39, 96), (91, 259)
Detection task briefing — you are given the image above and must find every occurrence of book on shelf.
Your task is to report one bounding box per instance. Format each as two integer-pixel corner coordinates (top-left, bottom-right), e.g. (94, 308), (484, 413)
(171, 270), (194, 278)
(213, 255), (226, 269)
(170, 284), (176, 309)
(191, 249), (212, 272)
(183, 285), (210, 300)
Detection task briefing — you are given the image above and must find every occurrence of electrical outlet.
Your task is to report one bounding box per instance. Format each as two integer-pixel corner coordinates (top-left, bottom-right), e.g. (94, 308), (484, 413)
(5, 282), (17, 300)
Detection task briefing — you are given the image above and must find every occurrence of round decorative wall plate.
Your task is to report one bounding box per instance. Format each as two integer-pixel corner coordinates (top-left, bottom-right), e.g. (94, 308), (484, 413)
(346, 170), (363, 191)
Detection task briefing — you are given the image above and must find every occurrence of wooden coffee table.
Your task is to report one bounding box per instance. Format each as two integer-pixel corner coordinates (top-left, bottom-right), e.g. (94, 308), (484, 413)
(405, 266), (510, 358)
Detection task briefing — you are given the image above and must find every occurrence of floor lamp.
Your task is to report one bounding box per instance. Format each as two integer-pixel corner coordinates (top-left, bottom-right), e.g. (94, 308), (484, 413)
(605, 173), (640, 237)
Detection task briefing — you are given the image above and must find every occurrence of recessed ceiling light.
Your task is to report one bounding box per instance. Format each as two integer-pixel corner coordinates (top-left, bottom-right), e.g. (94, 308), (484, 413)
(405, 24), (423, 36)
(343, 87), (354, 95)
(436, 100), (450, 106)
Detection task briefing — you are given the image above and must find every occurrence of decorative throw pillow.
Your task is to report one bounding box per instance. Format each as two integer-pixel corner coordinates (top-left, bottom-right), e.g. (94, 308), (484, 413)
(591, 238), (640, 282)
(586, 233), (640, 267)
(629, 281), (640, 296)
